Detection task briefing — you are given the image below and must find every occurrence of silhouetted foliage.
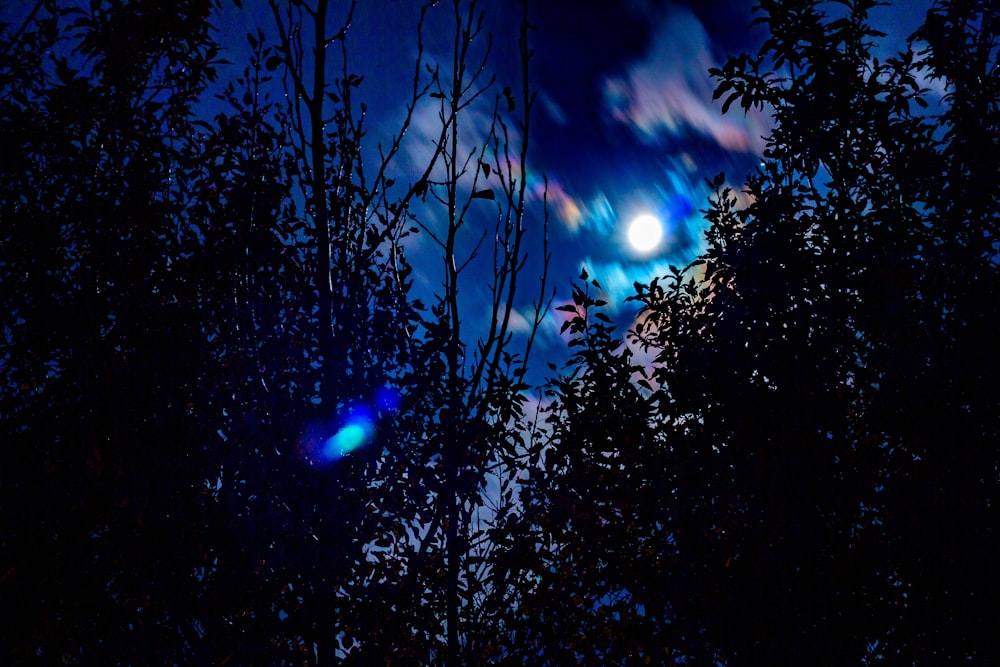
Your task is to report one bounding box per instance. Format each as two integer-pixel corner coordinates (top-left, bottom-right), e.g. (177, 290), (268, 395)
(5, 0), (999, 664)
(261, 0), (551, 662)
(4, 0), (221, 659)
(665, 2), (999, 660)
(1, 0), (548, 664)
(497, 272), (665, 664)
(512, 0), (999, 664)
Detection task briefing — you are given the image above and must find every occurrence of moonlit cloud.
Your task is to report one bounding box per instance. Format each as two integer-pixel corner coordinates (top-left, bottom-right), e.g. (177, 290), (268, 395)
(543, 180), (585, 231)
(602, 5), (770, 154)
(539, 90), (569, 126)
(404, 98), (500, 187)
(505, 306), (534, 335)
(375, 4), (766, 368)
(583, 258), (681, 313)
(542, 183), (617, 235)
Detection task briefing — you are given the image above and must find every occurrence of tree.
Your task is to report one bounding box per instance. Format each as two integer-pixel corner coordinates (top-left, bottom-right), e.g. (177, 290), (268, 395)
(496, 272), (667, 665)
(0, 1), (282, 662)
(234, 0), (552, 662)
(627, 0), (999, 662)
(507, 0), (999, 663)
(2, 0), (553, 662)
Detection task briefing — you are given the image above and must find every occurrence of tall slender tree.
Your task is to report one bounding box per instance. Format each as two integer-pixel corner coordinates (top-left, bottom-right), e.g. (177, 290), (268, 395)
(264, 0), (550, 662)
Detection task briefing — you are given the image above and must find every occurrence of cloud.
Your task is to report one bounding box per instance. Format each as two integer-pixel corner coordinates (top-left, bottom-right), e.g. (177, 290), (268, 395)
(541, 182), (620, 236)
(504, 306), (534, 335)
(541, 180), (584, 231)
(539, 90), (569, 126)
(581, 258), (680, 313)
(602, 5), (770, 154)
(404, 95), (499, 186)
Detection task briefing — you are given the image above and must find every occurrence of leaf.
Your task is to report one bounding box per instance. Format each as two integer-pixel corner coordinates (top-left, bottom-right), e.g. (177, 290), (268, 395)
(713, 80), (733, 100)
(721, 91), (740, 115)
(471, 189), (495, 201)
(265, 55), (282, 72)
(503, 86), (515, 112)
(54, 58), (75, 85)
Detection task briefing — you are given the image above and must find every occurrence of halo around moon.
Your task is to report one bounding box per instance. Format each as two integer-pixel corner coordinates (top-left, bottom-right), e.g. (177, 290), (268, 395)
(627, 214), (663, 252)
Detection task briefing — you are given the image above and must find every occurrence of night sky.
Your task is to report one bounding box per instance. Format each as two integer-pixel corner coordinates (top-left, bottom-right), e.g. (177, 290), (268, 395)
(241, 0), (771, 380)
(255, 0), (931, 371)
(0, 0), (935, 359)
(233, 0), (931, 356)
(170, 0), (764, 327)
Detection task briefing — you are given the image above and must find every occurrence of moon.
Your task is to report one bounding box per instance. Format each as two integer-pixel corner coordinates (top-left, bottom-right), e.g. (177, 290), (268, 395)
(627, 214), (663, 252)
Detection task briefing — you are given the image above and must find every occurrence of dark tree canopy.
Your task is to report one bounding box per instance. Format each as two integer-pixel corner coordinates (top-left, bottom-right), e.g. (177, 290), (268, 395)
(515, 0), (999, 664)
(2, 0), (549, 663)
(2, 0), (998, 665)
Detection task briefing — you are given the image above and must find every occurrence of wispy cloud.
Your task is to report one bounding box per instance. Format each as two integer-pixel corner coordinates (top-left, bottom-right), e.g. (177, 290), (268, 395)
(602, 5), (769, 154)
(539, 90), (569, 126)
(404, 96), (499, 187)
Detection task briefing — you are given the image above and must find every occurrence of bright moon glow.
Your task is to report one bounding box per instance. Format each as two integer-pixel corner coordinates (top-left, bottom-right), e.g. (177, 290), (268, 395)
(627, 214), (663, 252)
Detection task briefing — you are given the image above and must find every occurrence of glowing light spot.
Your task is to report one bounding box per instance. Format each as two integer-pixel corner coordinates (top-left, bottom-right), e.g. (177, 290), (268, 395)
(299, 385), (403, 467)
(322, 414), (374, 461)
(627, 214), (663, 252)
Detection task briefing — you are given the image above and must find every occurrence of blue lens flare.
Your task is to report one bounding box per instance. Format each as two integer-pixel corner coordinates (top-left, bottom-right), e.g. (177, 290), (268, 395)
(321, 414), (374, 461)
(299, 385), (403, 466)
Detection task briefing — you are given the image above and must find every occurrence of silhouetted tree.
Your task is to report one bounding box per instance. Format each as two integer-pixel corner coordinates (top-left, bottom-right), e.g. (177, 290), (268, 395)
(495, 271), (666, 665)
(0, 0), (550, 664)
(0, 0), (283, 662)
(510, 0), (999, 664)
(263, 0), (551, 661)
(628, 0), (999, 662)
